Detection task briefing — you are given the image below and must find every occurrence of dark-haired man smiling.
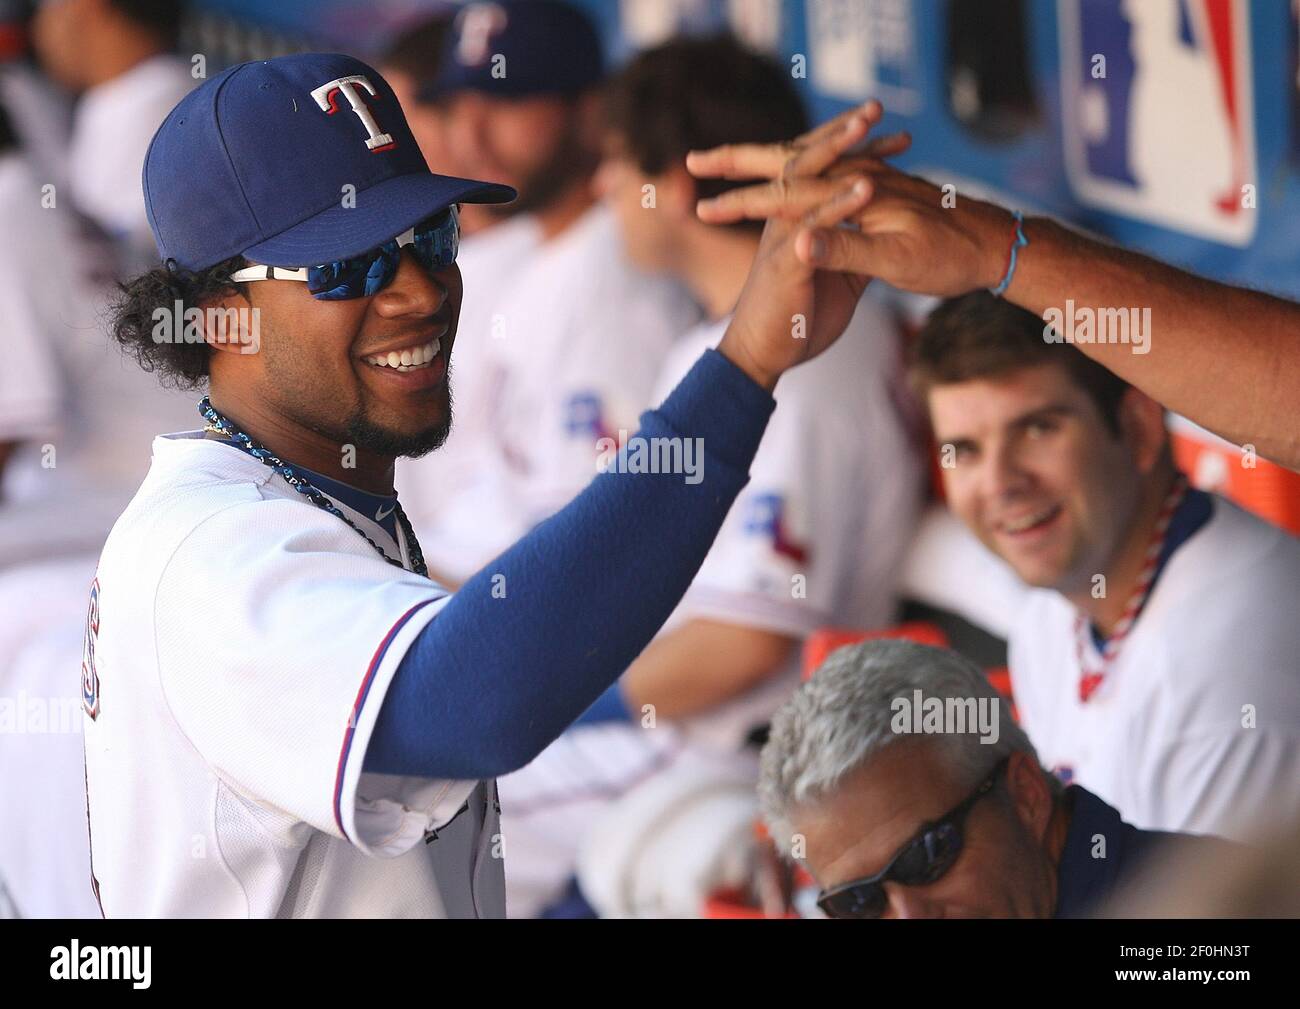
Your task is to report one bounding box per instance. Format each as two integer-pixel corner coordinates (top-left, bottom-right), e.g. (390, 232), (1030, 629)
(82, 51), (884, 917)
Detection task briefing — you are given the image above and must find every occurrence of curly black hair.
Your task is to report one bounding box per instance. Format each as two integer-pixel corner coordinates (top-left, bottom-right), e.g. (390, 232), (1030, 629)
(109, 256), (247, 390)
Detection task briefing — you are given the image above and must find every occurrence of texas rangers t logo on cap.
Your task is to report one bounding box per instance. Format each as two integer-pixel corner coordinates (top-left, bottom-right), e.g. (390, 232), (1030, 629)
(311, 75), (395, 151)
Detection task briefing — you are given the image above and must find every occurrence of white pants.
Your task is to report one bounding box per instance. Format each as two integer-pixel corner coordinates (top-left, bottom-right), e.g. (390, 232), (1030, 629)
(498, 722), (759, 918)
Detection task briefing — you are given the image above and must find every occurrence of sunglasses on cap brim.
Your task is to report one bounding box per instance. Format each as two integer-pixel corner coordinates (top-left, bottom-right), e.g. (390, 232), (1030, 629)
(230, 205), (460, 301)
(815, 755), (1010, 920)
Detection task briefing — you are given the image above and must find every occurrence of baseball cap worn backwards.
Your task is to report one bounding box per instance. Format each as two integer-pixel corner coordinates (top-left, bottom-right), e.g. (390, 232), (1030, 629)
(143, 52), (515, 273)
(424, 0), (604, 100)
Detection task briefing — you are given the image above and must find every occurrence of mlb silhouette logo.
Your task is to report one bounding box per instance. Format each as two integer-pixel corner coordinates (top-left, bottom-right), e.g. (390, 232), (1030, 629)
(805, 0), (921, 113)
(1059, 0), (1256, 246)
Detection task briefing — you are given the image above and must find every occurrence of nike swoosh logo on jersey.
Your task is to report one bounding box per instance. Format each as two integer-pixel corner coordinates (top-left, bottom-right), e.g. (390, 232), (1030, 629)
(375, 503), (396, 522)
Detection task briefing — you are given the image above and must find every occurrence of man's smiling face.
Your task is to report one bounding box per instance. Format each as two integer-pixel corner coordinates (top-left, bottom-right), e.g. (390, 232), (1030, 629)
(927, 362), (1145, 593)
(236, 246), (462, 459)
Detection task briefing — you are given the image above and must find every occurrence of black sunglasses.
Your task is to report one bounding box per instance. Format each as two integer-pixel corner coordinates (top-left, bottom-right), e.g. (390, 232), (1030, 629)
(816, 756), (1010, 919)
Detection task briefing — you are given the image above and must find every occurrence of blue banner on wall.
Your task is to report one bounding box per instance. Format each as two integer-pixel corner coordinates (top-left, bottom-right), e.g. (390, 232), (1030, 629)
(192, 0), (1300, 297)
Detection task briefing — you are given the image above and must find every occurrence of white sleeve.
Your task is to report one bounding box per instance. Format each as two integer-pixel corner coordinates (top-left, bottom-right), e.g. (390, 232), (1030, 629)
(679, 394), (843, 638)
(1129, 728), (1300, 841)
(511, 284), (683, 523)
(153, 496), (469, 858)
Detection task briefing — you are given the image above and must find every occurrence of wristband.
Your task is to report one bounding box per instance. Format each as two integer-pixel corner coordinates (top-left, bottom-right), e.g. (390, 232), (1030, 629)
(989, 210), (1028, 297)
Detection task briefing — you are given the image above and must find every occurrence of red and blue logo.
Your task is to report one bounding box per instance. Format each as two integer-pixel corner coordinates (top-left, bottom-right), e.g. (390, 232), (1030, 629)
(1060, 0), (1256, 246)
(563, 391), (616, 443)
(81, 578), (101, 721)
(743, 493), (810, 566)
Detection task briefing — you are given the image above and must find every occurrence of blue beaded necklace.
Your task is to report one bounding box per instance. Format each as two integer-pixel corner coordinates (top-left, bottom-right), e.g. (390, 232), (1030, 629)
(198, 397), (428, 577)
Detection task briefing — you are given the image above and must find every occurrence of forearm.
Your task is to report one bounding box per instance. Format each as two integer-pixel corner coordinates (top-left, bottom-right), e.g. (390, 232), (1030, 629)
(621, 618), (797, 719)
(1005, 216), (1300, 470)
(366, 350), (775, 779)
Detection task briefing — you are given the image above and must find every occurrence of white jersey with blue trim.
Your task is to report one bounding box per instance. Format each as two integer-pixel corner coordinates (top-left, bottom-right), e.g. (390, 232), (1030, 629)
(1009, 496), (1300, 842)
(81, 433), (503, 917)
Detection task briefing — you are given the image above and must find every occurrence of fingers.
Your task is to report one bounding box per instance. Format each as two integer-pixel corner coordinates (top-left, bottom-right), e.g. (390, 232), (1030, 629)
(799, 99), (884, 146)
(778, 108), (875, 181)
(796, 225), (904, 276)
(802, 178), (874, 230)
(686, 100), (884, 181)
(684, 141), (796, 183)
(862, 130), (911, 159)
(697, 175), (871, 225)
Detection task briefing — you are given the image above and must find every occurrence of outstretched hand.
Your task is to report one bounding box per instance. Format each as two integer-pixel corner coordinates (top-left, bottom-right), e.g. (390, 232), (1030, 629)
(712, 102), (891, 390)
(688, 101), (1015, 300)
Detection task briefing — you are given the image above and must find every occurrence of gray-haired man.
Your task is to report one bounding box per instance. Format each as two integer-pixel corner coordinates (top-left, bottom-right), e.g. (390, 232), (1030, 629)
(759, 640), (1232, 918)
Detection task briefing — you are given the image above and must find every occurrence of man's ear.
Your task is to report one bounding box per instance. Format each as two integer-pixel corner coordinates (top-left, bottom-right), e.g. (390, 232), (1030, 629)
(658, 162), (699, 221)
(1005, 749), (1055, 842)
(1117, 387), (1169, 475)
(574, 91), (609, 153)
(197, 290), (259, 359)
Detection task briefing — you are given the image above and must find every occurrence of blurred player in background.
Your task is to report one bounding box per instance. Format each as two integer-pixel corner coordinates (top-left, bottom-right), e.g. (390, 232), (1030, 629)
(913, 292), (1300, 840)
(0, 93), (60, 493)
(0, 0), (197, 917)
(32, 0), (192, 262)
(496, 35), (922, 918)
(377, 7), (453, 172)
(0, 0), (198, 558)
(396, 0), (697, 585)
(380, 7), (543, 574)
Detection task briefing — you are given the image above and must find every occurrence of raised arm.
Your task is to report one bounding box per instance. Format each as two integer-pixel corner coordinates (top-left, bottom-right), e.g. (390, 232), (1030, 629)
(687, 102), (1300, 470)
(365, 116), (879, 780)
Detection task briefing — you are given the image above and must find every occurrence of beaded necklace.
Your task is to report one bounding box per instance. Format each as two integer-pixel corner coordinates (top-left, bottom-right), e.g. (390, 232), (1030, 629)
(1074, 474), (1189, 702)
(198, 397), (428, 577)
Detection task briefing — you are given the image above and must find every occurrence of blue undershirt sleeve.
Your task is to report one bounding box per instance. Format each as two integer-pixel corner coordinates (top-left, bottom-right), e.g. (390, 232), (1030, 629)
(364, 349), (774, 780)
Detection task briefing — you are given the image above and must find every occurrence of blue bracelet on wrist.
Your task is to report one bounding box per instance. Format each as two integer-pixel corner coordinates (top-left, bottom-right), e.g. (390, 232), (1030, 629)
(989, 210), (1028, 298)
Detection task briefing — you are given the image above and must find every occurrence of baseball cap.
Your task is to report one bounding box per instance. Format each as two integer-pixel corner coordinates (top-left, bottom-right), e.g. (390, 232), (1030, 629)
(423, 0), (604, 100)
(143, 52), (515, 272)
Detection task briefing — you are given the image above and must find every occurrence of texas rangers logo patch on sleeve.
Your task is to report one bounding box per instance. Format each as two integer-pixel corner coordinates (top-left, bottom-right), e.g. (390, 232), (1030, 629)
(743, 492), (811, 565)
(81, 578), (101, 720)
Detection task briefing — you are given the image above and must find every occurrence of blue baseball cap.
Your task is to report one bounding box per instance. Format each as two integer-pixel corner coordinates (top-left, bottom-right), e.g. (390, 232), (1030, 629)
(143, 52), (515, 272)
(423, 0), (604, 101)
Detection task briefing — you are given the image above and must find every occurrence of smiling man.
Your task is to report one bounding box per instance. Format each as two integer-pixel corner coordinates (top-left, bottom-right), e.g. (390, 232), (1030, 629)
(913, 291), (1300, 842)
(81, 52), (882, 917)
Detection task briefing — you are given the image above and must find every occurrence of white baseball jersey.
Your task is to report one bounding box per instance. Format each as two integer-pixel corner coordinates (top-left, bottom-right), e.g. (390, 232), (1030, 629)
(498, 294), (923, 915)
(82, 433), (503, 917)
(648, 298), (924, 748)
(400, 204), (697, 581)
(67, 54), (194, 258)
(0, 154), (64, 453)
(1009, 496), (1300, 841)
(0, 64), (201, 564)
(0, 553), (102, 919)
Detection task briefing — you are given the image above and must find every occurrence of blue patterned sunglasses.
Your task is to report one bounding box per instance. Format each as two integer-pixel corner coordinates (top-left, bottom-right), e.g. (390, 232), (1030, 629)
(231, 205), (460, 300)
